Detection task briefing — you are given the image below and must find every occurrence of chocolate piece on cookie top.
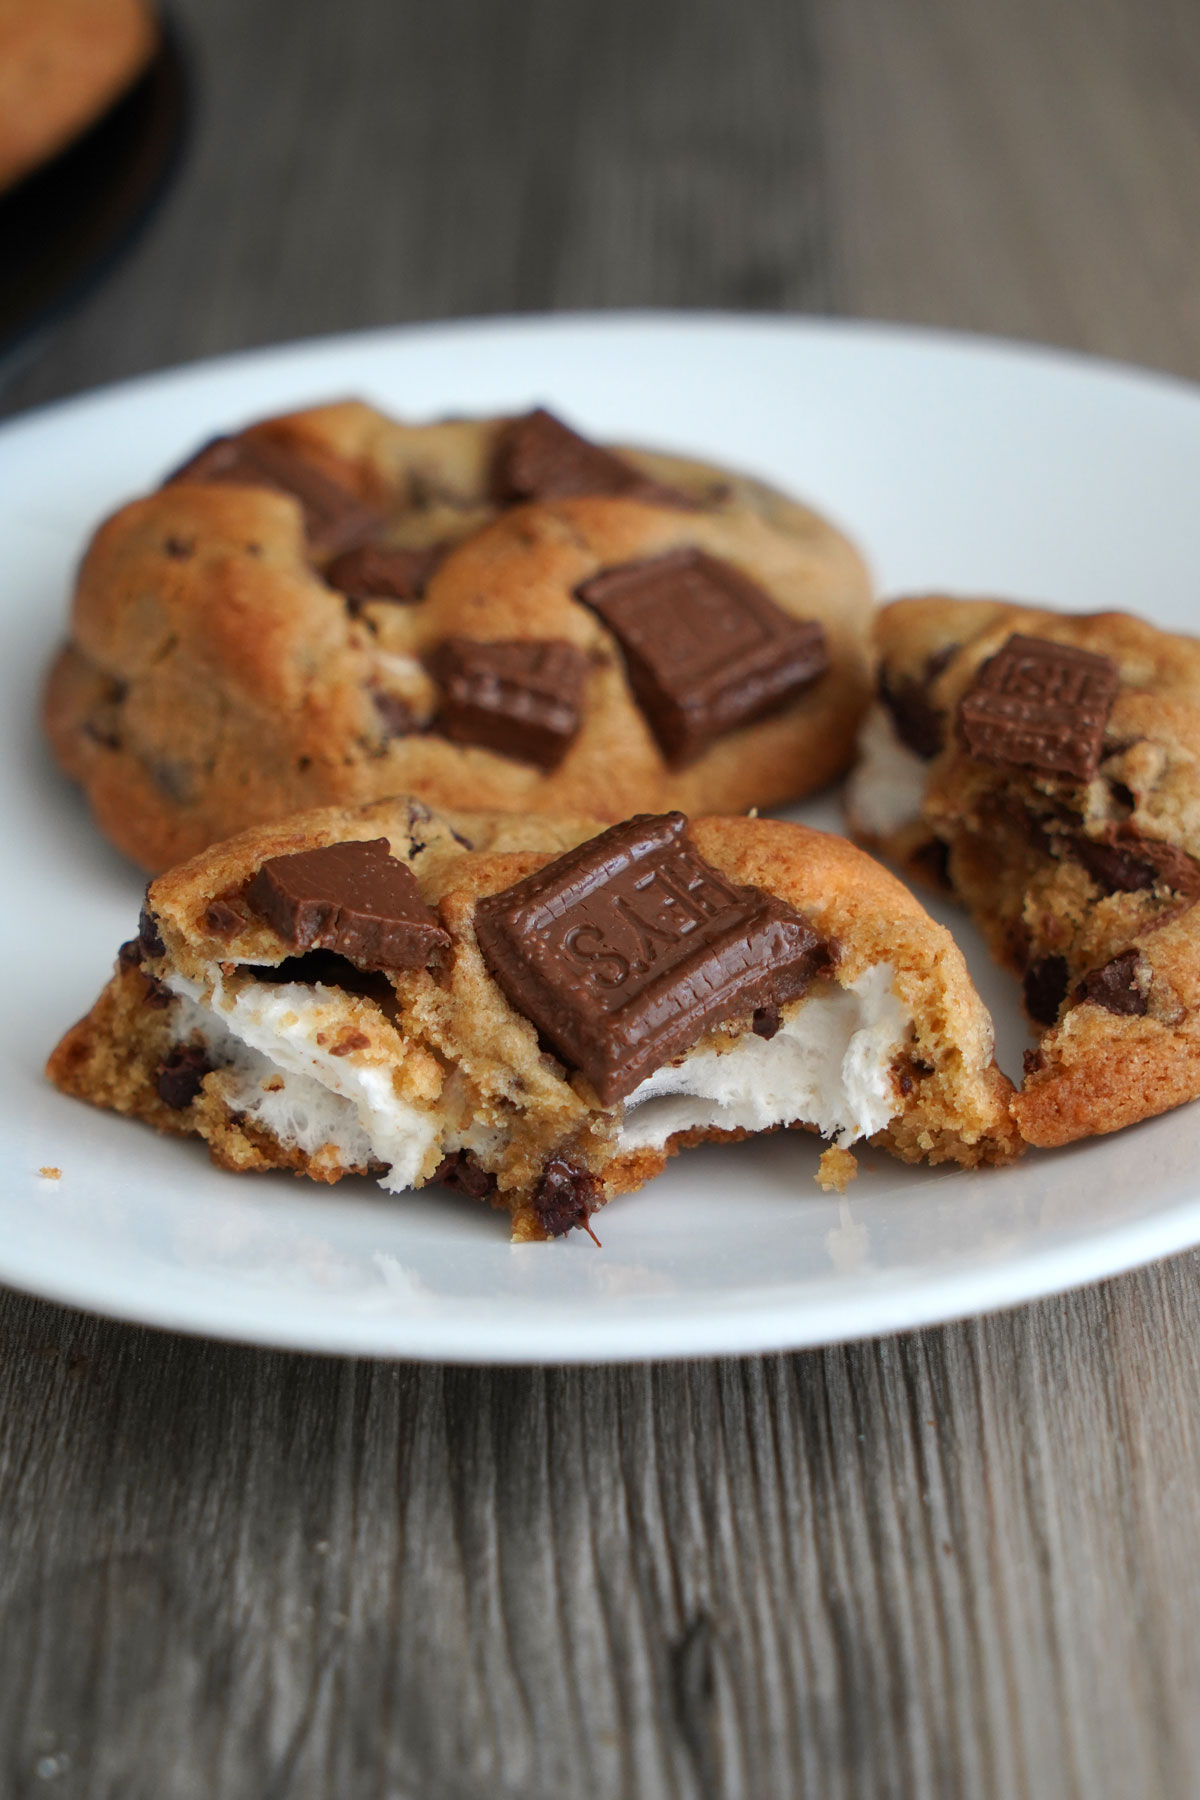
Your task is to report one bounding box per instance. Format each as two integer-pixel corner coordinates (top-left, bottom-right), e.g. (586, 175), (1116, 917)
(430, 638), (588, 769)
(576, 548), (830, 764)
(166, 433), (383, 561)
(327, 543), (447, 607)
(243, 838), (450, 972)
(1074, 948), (1148, 1016)
(474, 811), (829, 1104)
(957, 633), (1120, 780)
(489, 408), (691, 508)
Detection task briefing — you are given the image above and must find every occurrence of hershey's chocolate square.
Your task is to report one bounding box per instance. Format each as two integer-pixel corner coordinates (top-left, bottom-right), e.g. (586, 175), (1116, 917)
(957, 633), (1119, 780)
(430, 638), (588, 769)
(166, 433), (383, 560)
(243, 838), (449, 971)
(576, 548), (830, 763)
(474, 812), (828, 1103)
(489, 408), (691, 508)
(327, 542), (446, 606)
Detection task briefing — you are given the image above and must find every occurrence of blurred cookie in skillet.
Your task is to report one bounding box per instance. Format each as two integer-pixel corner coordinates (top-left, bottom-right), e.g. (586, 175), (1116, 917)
(847, 596), (1200, 1147)
(47, 799), (1020, 1242)
(43, 401), (873, 872)
(0, 0), (159, 194)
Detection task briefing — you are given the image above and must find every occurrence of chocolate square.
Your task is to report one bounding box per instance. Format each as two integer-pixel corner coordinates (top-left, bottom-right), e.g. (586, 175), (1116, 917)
(575, 548), (830, 763)
(243, 838), (449, 971)
(474, 812), (829, 1104)
(430, 638), (588, 769)
(327, 542), (447, 606)
(957, 634), (1119, 780)
(167, 433), (383, 561)
(489, 408), (692, 508)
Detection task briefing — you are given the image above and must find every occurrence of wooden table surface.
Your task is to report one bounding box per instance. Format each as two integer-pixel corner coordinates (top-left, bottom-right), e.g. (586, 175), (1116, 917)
(5, 0), (1200, 1793)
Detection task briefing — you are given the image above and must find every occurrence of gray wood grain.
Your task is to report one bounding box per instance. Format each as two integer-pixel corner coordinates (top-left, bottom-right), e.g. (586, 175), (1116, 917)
(5, 0), (1200, 1794)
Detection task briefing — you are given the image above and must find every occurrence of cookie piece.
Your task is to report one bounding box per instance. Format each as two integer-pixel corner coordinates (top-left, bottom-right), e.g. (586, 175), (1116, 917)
(43, 401), (872, 871)
(0, 0), (158, 194)
(47, 799), (1020, 1241)
(846, 596), (1200, 1145)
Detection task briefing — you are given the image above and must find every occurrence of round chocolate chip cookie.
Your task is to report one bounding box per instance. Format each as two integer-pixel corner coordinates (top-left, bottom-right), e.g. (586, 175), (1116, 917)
(847, 595), (1200, 1146)
(43, 401), (873, 871)
(47, 797), (1019, 1241)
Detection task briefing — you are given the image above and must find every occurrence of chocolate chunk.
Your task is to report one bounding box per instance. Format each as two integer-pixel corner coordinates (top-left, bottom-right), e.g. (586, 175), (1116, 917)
(372, 691), (416, 740)
(433, 1151), (498, 1201)
(878, 645), (957, 760)
(328, 542), (446, 606)
(490, 408), (692, 508)
(137, 901), (165, 959)
(1075, 948), (1148, 1016)
(243, 838), (450, 972)
(474, 812), (830, 1104)
(204, 898), (244, 937)
(1071, 830), (1200, 897)
(530, 1157), (603, 1238)
(1023, 954), (1069, 1026)
(752, 1005), (781, 1040)
(576, 549), (829, 764)
(155, 1044), (213, 1110)
(430, 638), (588, 769)
(957, 634), (1119, 780)
(166, 433), (383, 560)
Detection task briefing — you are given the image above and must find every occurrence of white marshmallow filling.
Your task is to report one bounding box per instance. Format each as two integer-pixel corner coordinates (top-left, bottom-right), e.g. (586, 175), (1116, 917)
(845, 704), (930, 838)
(164, 960), (912, 1191)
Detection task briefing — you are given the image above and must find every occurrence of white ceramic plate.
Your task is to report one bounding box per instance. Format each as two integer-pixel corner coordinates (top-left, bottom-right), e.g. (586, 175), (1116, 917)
(7, 313), (1200, 1361)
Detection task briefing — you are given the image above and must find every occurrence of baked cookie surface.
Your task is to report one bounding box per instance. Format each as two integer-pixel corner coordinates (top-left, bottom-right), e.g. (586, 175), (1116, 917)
(0, 0), (158, 194)
(847, 596), (1200, 1146)
(44, 402), (873, 871)
(47, 800), (1019, 1241)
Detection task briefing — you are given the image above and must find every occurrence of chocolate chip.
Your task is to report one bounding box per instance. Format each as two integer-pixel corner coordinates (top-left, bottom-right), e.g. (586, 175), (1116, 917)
(204, 899), (243, 937)
(1023, 954), (1069, 1026)
(137, 901), (165, 959)
(1023, 1047), (1045, 1076)
(117, 938), (141, 974)
(490, 408), (692, 508)
(329, 1030), (370, 1057)
(243, 838), (450, 972)
(1071, 830), (1200, 897)
(372, 691), (416, 740)
(328, 542), (446, 605)
(576, 549), (829, 765)
(430, 638), (588, 769)
(474, 812), (830, 1104)
(752, 1005), (781, 1039)
(155, 1044), (212, 1109)
(531, 1156), (603, 1238)
(878, 645), (957, 760)
(957, 634), (1119, 780)
(433, 1151), (498, 1201)
(163, 535), (193, 560)
(1075, 948), (1148, 1016)
(166, 433), (383, 561)
(899, 1072), (913, 1095)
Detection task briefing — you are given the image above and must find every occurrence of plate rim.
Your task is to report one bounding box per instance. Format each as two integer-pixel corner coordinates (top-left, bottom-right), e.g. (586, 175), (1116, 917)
(8, 308), (1200, 1361)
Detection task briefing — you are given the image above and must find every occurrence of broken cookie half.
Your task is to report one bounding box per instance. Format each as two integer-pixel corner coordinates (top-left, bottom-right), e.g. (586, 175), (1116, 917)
(47, 800), (1019, 1240)
(847, 596), (1200, 1146)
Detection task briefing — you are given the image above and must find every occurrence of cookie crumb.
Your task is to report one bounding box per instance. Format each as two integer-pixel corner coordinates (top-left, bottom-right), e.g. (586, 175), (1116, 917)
(816, 1146), (858, 1193)
(38, 1167), (62, 1180)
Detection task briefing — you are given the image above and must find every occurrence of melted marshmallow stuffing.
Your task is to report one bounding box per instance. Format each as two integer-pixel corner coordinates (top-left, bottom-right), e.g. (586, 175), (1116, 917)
(166, 961), (912, 1190)
(844, 705), (929, 838)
